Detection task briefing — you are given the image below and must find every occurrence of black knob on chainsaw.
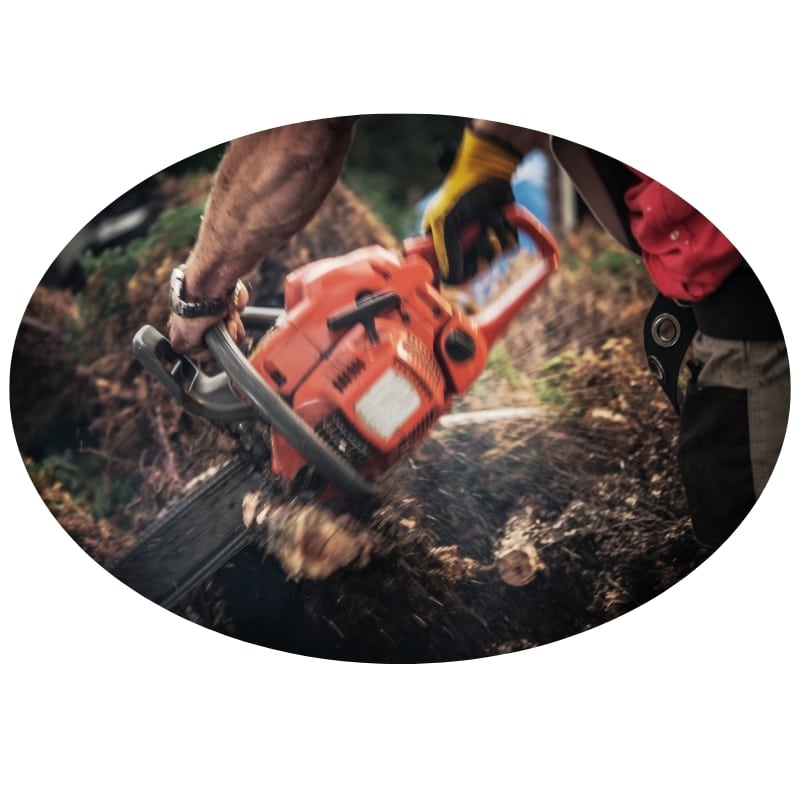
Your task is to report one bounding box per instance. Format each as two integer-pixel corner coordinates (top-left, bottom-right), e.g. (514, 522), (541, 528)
(444, 329), (477, 362)
(327, 291), (401, 344)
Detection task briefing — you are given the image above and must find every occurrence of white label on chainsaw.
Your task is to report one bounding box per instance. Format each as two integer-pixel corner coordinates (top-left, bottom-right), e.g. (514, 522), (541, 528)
(355, 368), (421, 441)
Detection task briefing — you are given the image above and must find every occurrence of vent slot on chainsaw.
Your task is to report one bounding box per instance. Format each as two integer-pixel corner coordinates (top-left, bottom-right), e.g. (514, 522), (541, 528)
(332, 357), (367, 393)
(400, 333), (443, 397)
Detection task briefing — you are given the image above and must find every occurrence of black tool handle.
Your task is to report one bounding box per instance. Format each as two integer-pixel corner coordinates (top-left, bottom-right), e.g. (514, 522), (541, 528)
(327, 291), (401, 343)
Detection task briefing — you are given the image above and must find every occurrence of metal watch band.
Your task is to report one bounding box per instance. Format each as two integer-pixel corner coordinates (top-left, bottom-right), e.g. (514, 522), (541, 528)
(169, 265), (228, 319)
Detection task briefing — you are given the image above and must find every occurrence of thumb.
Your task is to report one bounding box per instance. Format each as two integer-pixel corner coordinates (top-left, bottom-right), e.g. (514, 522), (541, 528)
(440, 214), (466, 284)
(232, 280), (250, 311)
(428, 213), (454, 281)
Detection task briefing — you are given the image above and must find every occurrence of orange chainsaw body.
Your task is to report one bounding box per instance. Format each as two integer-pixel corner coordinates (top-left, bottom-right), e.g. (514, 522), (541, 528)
(247, 205), (558, 488)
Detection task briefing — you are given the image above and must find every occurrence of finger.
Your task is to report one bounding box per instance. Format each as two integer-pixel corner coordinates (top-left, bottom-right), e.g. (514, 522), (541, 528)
(168, 314), (213, 358)
(485, 229), (504, 261)
(462, 233), (498, 280)
(226, 312), (245, 343)
(232, 281), (250, 311)
(428, 215), (454, 282)
(171, 330), (211, 362)
(442, 215), (466, 283)
(484, 209), (518, 253)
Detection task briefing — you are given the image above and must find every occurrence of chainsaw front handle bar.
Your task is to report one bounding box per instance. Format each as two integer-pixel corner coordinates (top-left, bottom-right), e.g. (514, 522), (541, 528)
(403, 203), (559, 282)
(404, 203), (559, 350)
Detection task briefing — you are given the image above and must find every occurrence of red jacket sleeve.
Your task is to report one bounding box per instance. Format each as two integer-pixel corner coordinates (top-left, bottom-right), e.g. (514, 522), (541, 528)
(624, 170), (742, 302)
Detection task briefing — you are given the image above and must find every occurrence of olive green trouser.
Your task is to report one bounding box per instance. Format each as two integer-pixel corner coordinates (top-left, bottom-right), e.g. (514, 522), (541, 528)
(678, 333), (791, 549)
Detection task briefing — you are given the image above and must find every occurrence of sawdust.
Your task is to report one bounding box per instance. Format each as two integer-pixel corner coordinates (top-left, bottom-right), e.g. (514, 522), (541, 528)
(429, 545), (488, 582)
(253, 499), (375, 581)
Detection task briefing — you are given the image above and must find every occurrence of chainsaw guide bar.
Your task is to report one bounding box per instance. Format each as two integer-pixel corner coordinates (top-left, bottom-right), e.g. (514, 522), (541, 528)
(108, 458), (268, 609)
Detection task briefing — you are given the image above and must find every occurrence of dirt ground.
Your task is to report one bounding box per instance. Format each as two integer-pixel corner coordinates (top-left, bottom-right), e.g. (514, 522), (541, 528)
(11, 171), (713, 663)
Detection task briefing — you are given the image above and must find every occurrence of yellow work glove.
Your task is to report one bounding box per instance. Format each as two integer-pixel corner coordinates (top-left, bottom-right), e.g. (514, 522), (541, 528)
(422, 126), (522, 284)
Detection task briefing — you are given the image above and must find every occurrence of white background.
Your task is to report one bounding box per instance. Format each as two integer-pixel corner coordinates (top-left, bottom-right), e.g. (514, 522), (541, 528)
(2, 3), (797, 798)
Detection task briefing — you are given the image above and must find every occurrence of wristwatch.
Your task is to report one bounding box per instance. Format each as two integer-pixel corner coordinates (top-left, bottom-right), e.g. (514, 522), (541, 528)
(169, 265), (242, 319)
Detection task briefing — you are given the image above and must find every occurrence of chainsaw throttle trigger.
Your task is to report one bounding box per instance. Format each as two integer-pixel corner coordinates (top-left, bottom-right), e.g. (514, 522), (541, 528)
(326, 291), (401, 343)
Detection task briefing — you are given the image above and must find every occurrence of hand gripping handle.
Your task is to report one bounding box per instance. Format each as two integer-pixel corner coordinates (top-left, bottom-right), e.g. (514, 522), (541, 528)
(403, 203), (559, 349)
(131, 307), (284, 422)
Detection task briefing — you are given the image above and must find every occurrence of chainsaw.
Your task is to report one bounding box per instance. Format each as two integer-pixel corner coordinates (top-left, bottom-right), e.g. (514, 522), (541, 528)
(111, 204), (558, 607)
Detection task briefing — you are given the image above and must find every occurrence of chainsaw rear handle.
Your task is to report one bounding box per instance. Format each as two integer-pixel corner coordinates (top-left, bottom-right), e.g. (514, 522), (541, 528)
(132, 324), (254, 421)
(131, 307), (284, 422)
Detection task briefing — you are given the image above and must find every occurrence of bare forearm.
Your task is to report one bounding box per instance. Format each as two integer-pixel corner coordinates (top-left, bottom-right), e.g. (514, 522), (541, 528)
(470, 119), (548, 157)
(184, 116), (358, 299)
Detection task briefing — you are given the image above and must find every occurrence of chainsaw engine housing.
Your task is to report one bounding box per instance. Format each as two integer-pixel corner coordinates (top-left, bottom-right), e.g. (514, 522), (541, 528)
(248, 245), (488, 485)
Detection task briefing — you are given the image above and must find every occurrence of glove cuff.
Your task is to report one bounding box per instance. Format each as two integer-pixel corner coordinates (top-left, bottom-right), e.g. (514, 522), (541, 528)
(458, 126), (523, 180)
(464, 120), (526, 161)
